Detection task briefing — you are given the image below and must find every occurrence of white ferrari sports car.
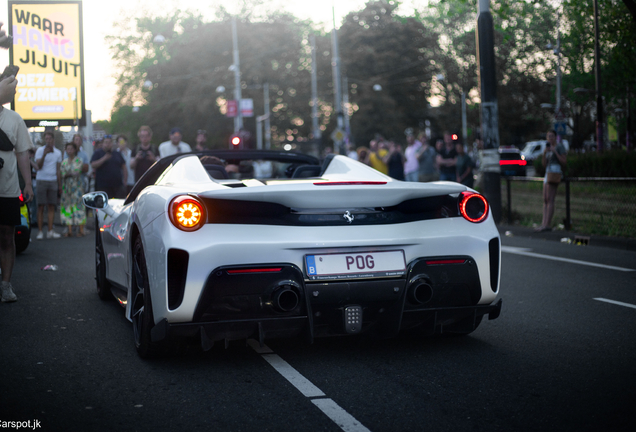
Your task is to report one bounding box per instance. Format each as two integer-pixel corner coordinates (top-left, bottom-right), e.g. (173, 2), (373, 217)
(83, 150), (501, 358)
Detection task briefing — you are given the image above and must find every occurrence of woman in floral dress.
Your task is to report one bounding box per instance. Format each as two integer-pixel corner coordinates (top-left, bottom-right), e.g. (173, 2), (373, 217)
(60, 142), (88, 236)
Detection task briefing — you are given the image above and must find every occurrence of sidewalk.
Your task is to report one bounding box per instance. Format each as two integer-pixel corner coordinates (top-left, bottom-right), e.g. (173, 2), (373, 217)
(498, 223), (636, 251)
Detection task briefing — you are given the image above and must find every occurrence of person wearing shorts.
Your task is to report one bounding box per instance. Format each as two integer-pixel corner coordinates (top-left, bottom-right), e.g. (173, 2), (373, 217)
(0, 102), (34, 303)
(35, 131), (62, 239)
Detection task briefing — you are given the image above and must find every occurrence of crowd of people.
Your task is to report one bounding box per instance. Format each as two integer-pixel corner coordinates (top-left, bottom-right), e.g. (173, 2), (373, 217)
(345, 129), (477, 187)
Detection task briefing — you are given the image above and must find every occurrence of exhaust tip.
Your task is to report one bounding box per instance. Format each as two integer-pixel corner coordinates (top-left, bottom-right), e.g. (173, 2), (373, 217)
(409, 280), (433, 305)
(272, 285), (300, 312)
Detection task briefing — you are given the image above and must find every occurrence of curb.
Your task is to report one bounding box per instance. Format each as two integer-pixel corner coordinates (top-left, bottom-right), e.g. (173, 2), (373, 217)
(498, 224), (636, 251)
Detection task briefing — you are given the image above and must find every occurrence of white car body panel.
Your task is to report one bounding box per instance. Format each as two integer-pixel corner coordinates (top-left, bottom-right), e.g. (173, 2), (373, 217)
(90, 152), (502, 349)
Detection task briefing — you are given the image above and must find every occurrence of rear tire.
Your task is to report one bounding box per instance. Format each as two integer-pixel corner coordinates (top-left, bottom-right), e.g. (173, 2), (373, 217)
(95, 216), (112, 300)
(131, 236), (167, 358)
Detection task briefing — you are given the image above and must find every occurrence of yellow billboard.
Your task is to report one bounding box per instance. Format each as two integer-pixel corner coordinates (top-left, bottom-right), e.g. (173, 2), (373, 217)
(9, 1), (85, 127)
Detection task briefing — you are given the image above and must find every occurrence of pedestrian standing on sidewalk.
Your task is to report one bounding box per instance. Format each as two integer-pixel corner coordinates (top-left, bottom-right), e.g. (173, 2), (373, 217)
(436, 132), (458, 181)
(403, 130), (422, 182)
(158, 127), (191, 158)
(130, 126), (158, 182)
(34, 131), (62, 239)
(70, 134), (89, 236)
(455, 142), (475, 188)
(60, 142), (87, 237)
(90, 135), (127, 199)
(417, 134), (438, 182)
(387, 140), (405, 181)
(536, 130), (567, 232)
(194, 129), (207, 151)
(0, 79), (34, 302)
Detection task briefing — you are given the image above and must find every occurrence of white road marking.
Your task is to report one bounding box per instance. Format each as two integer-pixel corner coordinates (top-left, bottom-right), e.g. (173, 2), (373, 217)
(312, 398), (372, 432)
(261, 354), (326, 398)
(594, 298), (636, 310)
(248, 339), (371, 432)
(501, 246), (635, 272)
(247, 338), (274, 354)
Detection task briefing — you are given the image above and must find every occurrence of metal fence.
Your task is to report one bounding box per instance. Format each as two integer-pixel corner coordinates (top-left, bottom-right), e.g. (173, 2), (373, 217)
(502, 177), (636, 238)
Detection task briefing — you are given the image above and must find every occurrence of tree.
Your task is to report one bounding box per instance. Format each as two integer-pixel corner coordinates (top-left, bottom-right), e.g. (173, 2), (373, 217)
(338, 0), (438, 145)
(107, 6), (333, 150)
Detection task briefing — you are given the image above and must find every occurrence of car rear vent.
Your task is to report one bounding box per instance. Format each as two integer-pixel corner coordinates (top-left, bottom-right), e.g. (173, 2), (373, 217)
(167, 248), (189, 310)
(488, 238), (500, 292)
(223, 182), (248, 188)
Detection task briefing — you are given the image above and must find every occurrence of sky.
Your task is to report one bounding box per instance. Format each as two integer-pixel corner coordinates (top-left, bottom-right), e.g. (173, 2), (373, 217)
(0, 0), (420, 122)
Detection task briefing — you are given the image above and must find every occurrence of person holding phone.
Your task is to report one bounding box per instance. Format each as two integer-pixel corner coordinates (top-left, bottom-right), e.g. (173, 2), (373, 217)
(130, 125), (158, 181)
(90, 135), (127, 198)
(536, 130), (567, 232)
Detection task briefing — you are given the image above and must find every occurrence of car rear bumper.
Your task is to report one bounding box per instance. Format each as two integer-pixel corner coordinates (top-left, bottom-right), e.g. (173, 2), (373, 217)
(150, 300), (502, 345)
(150, 258), (502, 345)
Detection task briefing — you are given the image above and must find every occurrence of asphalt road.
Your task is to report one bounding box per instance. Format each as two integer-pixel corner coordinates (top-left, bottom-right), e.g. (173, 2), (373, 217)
(1, 228), (635, 432)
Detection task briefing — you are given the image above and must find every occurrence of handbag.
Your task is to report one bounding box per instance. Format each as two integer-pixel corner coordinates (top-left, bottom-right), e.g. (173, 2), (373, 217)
(0, 128), (14, 151)
(547, 171), (561, 185)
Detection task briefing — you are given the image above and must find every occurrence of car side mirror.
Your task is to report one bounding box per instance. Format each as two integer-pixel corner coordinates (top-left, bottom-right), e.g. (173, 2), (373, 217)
(83, 192), (109, 209)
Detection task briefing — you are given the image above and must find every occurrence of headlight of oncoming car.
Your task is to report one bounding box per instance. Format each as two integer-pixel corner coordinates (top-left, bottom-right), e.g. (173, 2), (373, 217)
(458, 191), (489, 223)
(169, 195), (206, 231)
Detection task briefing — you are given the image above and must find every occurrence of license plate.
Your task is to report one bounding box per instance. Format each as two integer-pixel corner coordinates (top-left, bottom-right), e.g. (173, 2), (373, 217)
(305, 250), (406, 281)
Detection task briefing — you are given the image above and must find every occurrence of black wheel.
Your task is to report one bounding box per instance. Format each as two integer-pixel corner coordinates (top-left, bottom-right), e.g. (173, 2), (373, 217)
(95, 216), (112, 300)
(131, 236), (166, 358)
(441, 315), (483, 336)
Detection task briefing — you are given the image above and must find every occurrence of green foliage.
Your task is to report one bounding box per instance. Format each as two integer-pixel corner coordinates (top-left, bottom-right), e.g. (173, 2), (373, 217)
(418, 0), (556, 146)
(566, 151), (636, 177)
(535, 150), (636, 177)
(94, 120), (112, 134)
(104, 0), (636, 153)
(339, 1), (437, 144)
(107, 5), (328, 149)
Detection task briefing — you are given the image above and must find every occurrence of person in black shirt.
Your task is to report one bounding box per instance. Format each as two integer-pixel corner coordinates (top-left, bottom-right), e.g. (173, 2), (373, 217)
(130, 125), (158, 183)
(436, 132), (457, 181)
(90, 135), (127, 199)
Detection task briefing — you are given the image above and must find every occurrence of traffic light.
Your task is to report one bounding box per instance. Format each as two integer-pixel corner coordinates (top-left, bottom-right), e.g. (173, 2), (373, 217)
(451, 133), (459, 141)
(230, 134), (242, 149)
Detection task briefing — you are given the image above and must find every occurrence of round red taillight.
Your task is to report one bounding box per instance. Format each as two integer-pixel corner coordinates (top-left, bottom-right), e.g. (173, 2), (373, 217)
(169, 196), (206, 231)
(459, 192), (489, 223)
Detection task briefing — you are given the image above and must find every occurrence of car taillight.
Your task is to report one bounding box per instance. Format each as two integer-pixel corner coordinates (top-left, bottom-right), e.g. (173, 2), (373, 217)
(459, 192), (489, 223)
(499, 160), (527, 166)
(169, 196), (206, 232)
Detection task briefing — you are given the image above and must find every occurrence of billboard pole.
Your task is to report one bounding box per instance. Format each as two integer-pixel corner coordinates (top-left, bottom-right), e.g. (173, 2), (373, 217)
(476, 0), (501, 223)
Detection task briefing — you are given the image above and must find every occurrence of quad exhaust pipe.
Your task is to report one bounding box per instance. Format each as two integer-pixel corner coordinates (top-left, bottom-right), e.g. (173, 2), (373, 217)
(272, 285), (300, 312)
(409, 278), (434, 305)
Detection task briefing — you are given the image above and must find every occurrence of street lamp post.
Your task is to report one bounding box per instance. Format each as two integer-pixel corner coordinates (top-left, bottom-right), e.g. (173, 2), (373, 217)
(476, 0), (502, 223)
(546, 10), (562, 142)
(593, 0), (604, 153)
(231, 17), (243, 133)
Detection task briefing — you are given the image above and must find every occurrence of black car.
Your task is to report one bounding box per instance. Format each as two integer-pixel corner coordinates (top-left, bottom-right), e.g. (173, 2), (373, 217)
(499, 148), (527, 177)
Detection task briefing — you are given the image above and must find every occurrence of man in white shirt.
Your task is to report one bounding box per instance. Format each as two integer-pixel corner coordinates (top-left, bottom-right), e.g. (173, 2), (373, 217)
(158, 127), (191, 158)
(34, 131), (62, 239)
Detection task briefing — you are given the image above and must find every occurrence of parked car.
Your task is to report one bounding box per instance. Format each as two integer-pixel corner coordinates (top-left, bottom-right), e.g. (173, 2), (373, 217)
(499, 147), (527, 177)
(83, 150), (502, 358)
(15, 192), (31, 255)
(521, 139), (569, 164)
